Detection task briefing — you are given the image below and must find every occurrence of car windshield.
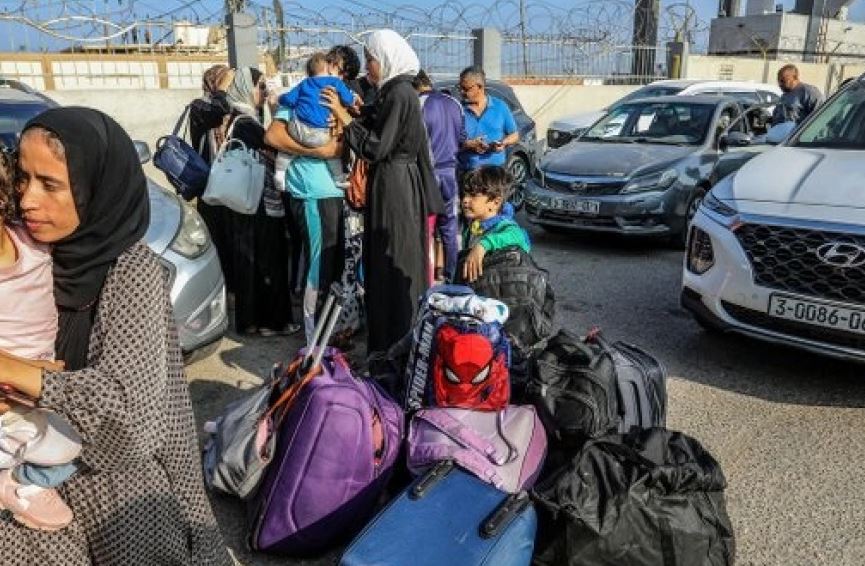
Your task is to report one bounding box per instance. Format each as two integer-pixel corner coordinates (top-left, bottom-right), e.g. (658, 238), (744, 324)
(0, 101), (47, 149)
(581, 101), (714, 146)
(792, 80), (865, 149)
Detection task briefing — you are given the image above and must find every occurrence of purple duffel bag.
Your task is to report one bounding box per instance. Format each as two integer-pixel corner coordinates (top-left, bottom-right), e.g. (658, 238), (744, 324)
(408, 405), (547, 494)
(249, 347), (403, 555)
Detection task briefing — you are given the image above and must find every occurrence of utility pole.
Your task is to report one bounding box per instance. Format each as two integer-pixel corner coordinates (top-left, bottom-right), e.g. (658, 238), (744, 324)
(519, 0), (529, 76)
(273, 0), (286, 73)
(225, 0), (258, 69)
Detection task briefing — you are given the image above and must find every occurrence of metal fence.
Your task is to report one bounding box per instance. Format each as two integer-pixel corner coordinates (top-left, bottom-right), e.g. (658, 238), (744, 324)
(259, 25), (475, 78)
(502, 37), (669, 83)
(1, 16), (675, 88)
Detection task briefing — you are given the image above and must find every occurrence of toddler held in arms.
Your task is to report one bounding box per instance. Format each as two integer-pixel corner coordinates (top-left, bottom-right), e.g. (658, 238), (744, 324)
(273, 51), (358, 189)
(0, 148), (81, 531)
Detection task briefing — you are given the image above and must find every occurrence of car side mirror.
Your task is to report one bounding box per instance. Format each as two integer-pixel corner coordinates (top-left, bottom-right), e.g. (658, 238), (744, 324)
(719, 131), (751, 151)
(134, 140), (151, 164)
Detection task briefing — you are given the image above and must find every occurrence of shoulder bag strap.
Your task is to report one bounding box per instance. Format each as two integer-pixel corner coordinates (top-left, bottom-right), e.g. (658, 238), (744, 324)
(414, 410), (505, 464)
(172, 104), (191, 138)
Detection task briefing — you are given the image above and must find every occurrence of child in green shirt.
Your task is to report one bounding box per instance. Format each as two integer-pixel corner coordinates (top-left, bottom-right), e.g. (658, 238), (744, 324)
(460, 165), (530, 282)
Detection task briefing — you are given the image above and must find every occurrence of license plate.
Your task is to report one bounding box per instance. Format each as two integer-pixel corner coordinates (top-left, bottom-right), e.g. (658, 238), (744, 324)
(550, 198), (600, 215)
(768, 294), (865, 335)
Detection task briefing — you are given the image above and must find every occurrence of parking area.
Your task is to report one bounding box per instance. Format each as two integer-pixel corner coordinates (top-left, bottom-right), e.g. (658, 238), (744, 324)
(186, 220), (865, 566)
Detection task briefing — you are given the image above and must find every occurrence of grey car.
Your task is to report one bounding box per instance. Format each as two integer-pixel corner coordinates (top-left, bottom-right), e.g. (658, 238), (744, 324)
(525, 96), (747, 245)
(0, 83), (227, 361)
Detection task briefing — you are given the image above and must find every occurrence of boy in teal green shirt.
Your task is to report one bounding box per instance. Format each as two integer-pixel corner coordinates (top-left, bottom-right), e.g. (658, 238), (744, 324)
(460, 165), (530, 282)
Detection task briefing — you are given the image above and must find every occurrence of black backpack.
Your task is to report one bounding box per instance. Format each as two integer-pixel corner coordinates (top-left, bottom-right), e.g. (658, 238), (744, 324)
(532, 428), (735, 566)
(524, 329), (619, 445)
(457, 246), (555, 354)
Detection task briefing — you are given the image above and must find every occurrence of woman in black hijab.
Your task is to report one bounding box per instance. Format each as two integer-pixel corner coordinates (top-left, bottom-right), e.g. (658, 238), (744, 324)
(0, 107), (230, 565)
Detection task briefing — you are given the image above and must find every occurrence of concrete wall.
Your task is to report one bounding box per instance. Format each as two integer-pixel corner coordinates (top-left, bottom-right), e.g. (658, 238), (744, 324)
(51, 89), (201, 179)
(685, 53), (865, 94)
(49, 85), (638, 175)
(511, 85), (638, 135)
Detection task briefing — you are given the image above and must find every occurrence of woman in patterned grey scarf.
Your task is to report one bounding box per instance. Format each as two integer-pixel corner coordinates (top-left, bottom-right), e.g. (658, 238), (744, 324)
(0, 107), (232, 565)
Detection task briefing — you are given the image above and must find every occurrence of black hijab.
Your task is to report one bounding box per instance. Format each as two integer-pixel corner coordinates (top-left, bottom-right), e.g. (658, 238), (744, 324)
(23, 107), (150, 370)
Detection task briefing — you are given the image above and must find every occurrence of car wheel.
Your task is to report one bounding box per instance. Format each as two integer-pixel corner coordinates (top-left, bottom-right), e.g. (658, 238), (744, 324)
(506, 154), (529, 210)
(672, 188), (706, 249)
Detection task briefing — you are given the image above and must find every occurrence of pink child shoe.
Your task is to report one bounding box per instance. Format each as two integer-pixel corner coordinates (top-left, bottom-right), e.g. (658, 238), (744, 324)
(0, 469), (73, 531)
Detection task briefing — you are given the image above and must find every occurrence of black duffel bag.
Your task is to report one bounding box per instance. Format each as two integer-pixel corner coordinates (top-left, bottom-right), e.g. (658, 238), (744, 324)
(532, 428), (735, 566)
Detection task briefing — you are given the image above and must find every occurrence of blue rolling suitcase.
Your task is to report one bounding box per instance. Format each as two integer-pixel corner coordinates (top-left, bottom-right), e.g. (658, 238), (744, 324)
(340, 461), (537, 566)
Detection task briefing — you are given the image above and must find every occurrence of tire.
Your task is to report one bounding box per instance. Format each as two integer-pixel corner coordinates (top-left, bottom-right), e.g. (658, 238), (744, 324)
(506, 154), (529, 210)
(672, 188), (706, 249)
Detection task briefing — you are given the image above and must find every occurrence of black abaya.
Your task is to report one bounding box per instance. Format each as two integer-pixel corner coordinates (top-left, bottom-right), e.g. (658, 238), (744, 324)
(228, 117), (295, 333)
(343, 75), (444, 353)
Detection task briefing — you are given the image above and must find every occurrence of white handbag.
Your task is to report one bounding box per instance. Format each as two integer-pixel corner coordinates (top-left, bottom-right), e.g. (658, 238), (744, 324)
(202, 116), (266, 215)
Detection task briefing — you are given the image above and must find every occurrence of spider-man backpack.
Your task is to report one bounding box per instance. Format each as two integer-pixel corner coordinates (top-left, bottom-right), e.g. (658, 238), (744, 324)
(402, 285), (511, 412)
(431, 323), (510, 411)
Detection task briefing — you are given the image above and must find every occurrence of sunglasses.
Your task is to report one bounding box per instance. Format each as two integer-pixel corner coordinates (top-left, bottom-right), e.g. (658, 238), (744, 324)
(459, 83), (481, 93)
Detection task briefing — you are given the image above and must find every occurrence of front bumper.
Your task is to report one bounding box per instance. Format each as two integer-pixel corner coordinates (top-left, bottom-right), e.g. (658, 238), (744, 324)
(161, 244), (228, 355)
(524, 179), (688, 236)
(681, 209), (865, 363)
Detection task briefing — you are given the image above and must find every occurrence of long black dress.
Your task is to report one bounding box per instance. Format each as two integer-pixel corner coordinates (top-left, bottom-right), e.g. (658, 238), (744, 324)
(226, 116), (295, 333)
(343, 75), (444, 353)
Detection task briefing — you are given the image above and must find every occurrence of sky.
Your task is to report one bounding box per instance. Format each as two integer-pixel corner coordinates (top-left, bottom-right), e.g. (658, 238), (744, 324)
(2, 0), (865, 52)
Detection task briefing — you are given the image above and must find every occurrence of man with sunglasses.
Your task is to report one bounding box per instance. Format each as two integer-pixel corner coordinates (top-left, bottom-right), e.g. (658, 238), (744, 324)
(456, 66), (518, 174)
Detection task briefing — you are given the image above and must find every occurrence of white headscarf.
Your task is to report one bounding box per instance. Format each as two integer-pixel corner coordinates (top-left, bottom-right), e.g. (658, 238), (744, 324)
(365, 29), (420, 87)
(225, 67), (257, 117)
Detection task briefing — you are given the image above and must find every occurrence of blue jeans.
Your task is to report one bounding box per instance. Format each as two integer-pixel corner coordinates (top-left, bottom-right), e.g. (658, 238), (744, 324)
(15, 461), (79, 488)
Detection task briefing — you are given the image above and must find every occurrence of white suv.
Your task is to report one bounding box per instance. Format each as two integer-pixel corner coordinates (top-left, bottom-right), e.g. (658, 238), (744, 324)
(547, 79), (781, 149)
(682, 75), (865, 362)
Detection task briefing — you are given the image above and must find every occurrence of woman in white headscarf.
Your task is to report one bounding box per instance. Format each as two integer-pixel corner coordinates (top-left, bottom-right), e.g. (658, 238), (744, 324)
(324, 29), (444, 354)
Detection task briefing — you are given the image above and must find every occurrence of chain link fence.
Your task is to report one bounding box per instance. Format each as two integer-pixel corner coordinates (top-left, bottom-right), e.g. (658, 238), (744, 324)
(501, 37), (669, 82)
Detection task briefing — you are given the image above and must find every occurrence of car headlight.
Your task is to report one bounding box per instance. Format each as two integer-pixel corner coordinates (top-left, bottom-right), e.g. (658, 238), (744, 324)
(701, 191), (738, 217)
(687, 225), (715, 275)
(170, 202), (210, 258)
(621, 168), (679, 194)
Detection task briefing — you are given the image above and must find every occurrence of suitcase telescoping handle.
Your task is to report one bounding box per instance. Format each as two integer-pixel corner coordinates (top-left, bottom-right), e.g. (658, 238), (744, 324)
(481, 492), (531, 539)
(302, 283), (347, 374)
(410, 459), (455, 500)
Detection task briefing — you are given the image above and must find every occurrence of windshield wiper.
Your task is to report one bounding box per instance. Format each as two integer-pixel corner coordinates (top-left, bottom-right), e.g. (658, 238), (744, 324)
(580, 136), (619, 143)
(626, 137), (691, 146)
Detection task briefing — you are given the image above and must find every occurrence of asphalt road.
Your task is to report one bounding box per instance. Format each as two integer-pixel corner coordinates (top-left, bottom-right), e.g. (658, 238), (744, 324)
(186, 219), (865, 566)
